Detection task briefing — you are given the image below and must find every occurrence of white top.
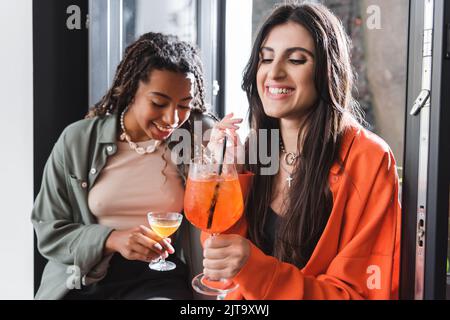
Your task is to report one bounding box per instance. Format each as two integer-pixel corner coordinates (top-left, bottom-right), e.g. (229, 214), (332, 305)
(88, 139), (185, 230)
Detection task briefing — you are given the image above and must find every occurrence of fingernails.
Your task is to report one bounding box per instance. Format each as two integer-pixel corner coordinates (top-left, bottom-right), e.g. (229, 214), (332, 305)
(153, 243), (163, 251)
(163, 239), (175, 254)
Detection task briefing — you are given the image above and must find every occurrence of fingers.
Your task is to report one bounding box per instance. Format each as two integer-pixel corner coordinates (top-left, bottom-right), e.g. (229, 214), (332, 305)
(139, 225), (175, 253)
(210, 114), (243, 147)
(202, 235), (250, 280)
(223, 113), (243, 123)
(132, 232), (165, 255)
(203, 268), (234, 281)
(204, 247), (230, 260)
(217, 113), (243, 130)
(139, 225), (162, 241)
(128, 239), (170, 262)
(129, 252), (152, 262)
(230, 129), (243, 146)
(211, 129), (241, 147)
(128, 242), (157, 261)
(217, 122), (242, 130)
(204, 234), (235, 249)
(203, 258), (228, 270)
(162, 238), (174, 254)
(217, 120), (243, 131)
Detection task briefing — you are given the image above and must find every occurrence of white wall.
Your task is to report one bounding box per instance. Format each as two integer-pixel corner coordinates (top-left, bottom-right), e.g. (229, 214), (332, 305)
(0, 1), (34, 299)
(225, 0), (253, 141)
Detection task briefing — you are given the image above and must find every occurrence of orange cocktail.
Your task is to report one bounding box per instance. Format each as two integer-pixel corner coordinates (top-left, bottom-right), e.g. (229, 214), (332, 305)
(184, 177), (243, 234)
(184, 162), (244, 298)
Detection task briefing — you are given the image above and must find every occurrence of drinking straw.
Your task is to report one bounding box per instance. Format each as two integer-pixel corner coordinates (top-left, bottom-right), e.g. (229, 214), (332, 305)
(207, 136), (228, 230)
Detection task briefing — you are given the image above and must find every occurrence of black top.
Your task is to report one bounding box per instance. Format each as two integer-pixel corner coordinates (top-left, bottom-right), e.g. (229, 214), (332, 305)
(260, 207), (281, 256)
(63, 254), (192, 300)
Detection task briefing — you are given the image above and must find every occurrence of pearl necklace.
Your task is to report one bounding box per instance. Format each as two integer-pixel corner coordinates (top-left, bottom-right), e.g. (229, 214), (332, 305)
(120, 107), (160, 155)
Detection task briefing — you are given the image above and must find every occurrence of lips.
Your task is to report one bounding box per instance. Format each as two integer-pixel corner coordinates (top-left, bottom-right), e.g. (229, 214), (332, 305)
(268, 87), (294, 95)
(152, 122), (175, 133)
(265, 85), (296, 100)
(151, 122), (176, 140)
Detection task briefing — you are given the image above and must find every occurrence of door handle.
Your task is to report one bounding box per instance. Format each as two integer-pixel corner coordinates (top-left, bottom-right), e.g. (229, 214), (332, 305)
(410, 89), (430, 116)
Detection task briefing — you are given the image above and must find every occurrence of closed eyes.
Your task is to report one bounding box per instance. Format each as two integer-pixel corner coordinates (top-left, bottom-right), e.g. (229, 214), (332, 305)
(259, 58), (307, 65)
(152, 101), (166, 108)
(152, 101), (191, 110)
(289, 59), (307, 65)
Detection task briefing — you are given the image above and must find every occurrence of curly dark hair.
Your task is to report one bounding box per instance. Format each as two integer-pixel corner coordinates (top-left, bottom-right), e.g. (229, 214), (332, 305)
(86, 32), (217, 182)
(86, 32), (206, 118)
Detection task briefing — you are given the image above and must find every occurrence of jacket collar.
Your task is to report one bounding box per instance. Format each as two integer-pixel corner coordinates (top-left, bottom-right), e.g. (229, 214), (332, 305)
(98, 112), (120, 144)
(330, 124), (361, 175)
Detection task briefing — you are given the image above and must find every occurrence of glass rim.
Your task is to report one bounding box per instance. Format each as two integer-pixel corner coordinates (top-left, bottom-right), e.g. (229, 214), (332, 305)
(188, 160), (237, 166)
(147, 211), (183, 220)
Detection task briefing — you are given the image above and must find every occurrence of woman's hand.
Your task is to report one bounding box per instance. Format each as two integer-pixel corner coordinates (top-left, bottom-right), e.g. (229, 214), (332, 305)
(203, 234), (250, 280)
(207, 113), (245, 170)
(104, 225), (175, 262)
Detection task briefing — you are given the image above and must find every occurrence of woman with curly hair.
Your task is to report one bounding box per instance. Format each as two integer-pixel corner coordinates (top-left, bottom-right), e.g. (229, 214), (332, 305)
(32, 32), (216, 300)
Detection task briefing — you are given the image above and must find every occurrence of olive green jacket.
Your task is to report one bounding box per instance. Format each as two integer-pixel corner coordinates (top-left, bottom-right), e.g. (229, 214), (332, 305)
(32, 112), (213, 300)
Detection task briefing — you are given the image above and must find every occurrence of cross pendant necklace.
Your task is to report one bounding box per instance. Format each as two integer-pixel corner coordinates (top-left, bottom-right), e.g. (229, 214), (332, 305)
(280, 137), (300, 188)
(286, 175), (294, 188)
(279, 159), (294, 188)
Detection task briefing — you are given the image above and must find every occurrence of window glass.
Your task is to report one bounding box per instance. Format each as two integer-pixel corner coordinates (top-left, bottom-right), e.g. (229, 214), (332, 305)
(123, 0), (197, 46)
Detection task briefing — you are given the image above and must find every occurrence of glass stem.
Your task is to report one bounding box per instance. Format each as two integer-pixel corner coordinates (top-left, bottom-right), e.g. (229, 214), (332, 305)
(160, 239), (167, 268)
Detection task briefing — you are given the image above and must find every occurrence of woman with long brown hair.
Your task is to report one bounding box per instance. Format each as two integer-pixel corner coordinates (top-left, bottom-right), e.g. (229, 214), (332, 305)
(202, 3), (401, 300)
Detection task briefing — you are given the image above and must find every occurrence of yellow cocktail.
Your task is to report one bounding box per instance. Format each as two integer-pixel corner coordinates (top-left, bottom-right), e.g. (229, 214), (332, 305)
(147, 212), (183, 271)
(149, 219), (182, 238)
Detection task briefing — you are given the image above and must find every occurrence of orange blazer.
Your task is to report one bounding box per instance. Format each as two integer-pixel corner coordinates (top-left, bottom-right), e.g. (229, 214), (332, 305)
(201, 125), (401, 300)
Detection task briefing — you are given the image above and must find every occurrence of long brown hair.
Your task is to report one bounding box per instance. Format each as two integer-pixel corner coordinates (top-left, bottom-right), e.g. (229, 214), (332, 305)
(243, 3), (364, 268)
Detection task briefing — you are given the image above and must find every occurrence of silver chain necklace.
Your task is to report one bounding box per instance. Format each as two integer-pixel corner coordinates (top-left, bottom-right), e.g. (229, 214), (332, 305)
(280, 138), (300, 166)
(279, 138), (300, 188)
(120, 106), (160, 155)
(280, 161), (294, 188)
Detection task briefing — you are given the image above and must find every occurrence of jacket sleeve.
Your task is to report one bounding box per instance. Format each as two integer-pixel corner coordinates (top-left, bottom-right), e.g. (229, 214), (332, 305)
(31, 130), (114, 274)
(231, 149), (401, 300)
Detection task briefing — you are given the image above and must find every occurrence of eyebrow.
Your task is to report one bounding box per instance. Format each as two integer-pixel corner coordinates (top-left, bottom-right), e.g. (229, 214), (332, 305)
(260, 47), (315, 59)
(149, 92), (193, 102)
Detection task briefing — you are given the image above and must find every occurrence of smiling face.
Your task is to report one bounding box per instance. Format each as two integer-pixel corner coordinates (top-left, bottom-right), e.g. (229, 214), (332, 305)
(124, 69), (194, 141)
(257, 22), (317, 123)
